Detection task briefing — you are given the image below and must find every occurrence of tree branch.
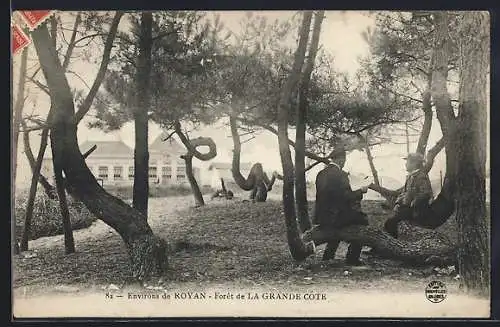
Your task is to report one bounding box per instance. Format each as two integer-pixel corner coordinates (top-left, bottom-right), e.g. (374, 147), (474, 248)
(62, 12), (82, 71)
(73, 12), (123, 124)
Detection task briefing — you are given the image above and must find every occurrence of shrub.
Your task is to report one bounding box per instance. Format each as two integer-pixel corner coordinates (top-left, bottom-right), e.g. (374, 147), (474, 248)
(104, 184), (214, 200)
(14, 188), (97, 242)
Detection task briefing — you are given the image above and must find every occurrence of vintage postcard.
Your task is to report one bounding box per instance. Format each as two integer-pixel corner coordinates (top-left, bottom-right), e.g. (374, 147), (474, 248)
(11, 10), (491, 318)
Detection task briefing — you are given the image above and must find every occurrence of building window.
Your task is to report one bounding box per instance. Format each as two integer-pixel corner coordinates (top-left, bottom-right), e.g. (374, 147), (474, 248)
(149, 166), (158, 179)
(98, 166), (108, 180)
(128, 166), (134, 179)
(177, 166), (186, 181)
(114, 166), (123, 180)
(162, 166), (172, 180)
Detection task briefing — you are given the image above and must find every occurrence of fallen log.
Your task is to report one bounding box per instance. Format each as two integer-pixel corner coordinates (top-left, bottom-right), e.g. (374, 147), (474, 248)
(302, 223), (457, 266)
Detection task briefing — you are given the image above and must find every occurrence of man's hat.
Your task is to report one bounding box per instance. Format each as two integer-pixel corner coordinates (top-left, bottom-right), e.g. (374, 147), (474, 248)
(329, 143), (346, 161)
(403, 152), (425, 163)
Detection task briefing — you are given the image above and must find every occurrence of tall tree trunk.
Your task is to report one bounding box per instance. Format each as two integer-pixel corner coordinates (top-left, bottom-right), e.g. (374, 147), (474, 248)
(21, 121), (57, 199)
(295, 11), (324, 232)
(431, 12), (459, 197)
(416, 49), (435, 155)
(132, 12), (153, 217)
(431, 11), (489, 295)
(31, 20), (167, 281)
(174, 121), (217, 207)
(358, 133), (381, 187)
(453, 11), (490, 295)
(21, 121), (50, 251)
(276, 11), (315, 261)
(50, 119), (76, 254)
(13, 48), (28, 254)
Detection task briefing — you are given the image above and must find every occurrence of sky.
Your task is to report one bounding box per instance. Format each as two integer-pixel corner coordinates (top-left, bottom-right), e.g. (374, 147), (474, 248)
(12, 10), (477, 191)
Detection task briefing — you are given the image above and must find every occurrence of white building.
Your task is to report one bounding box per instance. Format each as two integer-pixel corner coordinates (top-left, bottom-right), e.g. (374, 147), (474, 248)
(41, 133), (201, 187)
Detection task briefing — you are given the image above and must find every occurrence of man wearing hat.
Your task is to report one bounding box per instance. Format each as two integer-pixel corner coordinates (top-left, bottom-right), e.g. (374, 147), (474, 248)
(313, 144), (370, 265)
(380, 152), (434, 238)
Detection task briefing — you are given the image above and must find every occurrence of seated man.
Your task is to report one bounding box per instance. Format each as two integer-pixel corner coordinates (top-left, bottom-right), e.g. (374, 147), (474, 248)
(370, 152), (434, 239)
(313, 146), (369, 265)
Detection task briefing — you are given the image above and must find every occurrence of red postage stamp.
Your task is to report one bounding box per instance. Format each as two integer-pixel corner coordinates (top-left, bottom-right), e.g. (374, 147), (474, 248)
(17, 10), (54, 31)
(11, 24), (30, 55)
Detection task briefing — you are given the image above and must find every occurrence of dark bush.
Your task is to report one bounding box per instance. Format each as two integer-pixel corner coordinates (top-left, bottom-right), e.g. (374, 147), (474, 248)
(14, 188), (97, 242)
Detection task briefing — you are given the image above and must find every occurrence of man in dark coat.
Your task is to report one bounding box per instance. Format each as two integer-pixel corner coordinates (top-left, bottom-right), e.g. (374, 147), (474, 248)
(313, 146), (369, 265)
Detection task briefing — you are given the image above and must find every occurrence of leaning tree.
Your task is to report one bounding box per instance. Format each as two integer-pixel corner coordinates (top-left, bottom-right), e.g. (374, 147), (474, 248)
(17, 12), (123, 253)
(31, 15), (169, 281)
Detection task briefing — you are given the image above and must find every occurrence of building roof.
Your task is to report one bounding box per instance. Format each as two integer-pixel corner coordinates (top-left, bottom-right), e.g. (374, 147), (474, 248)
(208, 162), (252, 171)
(149, 132), (185, 154)
(80, 140), (133, 158)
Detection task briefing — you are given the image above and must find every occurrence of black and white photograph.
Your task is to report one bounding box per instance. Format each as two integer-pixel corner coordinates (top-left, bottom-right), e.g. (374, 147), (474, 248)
(11, 10), (491, 318)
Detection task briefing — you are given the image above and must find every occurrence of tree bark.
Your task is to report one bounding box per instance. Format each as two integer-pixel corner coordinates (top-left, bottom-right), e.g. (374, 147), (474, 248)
(21, 119), (51, 251)
(133, 12), (153, 217)
(21, 121), (57, 199)
(431, 11), (489, 295)
(276, 11), (315, 261)
(31, 20), (167, 281)
(12, 48), (28, 254)
(453, 11), (490, 295)
(295, 11), (324, 232)
(303, 223), (456, 266)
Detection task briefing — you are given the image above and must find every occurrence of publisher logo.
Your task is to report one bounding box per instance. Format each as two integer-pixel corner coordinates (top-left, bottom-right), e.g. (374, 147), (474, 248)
(425, 280), (447, 303)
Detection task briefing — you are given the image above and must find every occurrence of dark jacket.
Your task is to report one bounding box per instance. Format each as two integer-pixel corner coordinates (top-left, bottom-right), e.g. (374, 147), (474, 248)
(313, 163), (368, 229)
(397, 169), (434, 208)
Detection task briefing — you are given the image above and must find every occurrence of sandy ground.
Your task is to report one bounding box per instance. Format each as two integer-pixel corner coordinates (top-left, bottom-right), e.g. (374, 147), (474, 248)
(12, 194), (491, 319)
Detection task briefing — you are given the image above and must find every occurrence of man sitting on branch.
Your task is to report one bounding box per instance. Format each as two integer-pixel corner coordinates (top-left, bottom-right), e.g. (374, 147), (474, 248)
(313, 145), (370, 265)
(370, 152), (434, 239)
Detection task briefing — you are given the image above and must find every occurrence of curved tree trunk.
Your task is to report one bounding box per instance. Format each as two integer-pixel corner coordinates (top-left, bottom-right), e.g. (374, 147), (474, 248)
(174, 120), (217, 207)
(12, 47), (28, 255)
(230, 116), (256, 191)
(31, 20), (167, 281)
(295, 11), (324, 232)
(276, 11), (315, 261)
(132, 12), (153, 217)
(229, 116), (272, 202)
